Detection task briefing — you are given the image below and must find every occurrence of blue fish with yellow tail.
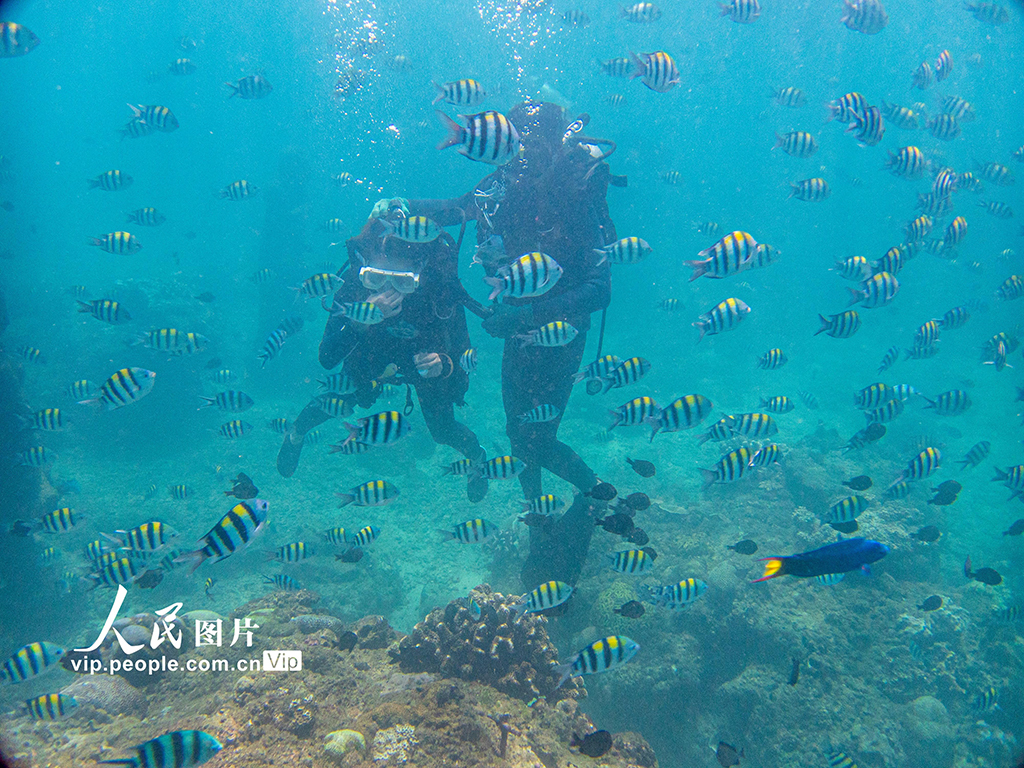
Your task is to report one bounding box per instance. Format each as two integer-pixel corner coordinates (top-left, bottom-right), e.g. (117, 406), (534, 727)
(752, 538), (888, 583)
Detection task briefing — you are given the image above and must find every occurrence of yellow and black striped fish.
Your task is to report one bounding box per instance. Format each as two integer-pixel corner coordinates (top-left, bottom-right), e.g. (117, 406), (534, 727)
(436, 110), (521, 166)
(25, 408), (65, 431)
(607, 549), (655, 573)
(80, 367), (156, 410)
(651, 394), (713, 439)
(350, 525), (381, 547)
(432, 78), (486, 106)
(24, 692), (78, 720)
(77, 299), (131, 324)
(324, 527), (348, 545)
(885, 146), (926, 179)
(126, 207), (166, 226)
(336, 479), (399, 507)
(334, 301), (384, 325)
(168, 57), (196, 75)
(757, 348), (787, 369)
(555, 635), (639, 688)
(86, 556), (143, 588)
(630, 50), (679, 92)
(88, 231), (141, 254)
(218, 420), (253, 438)
(773, 86), (806, 107)
(88, 170), (132, 191)
(41, 507), (81, 533)
(815, 311), (861, 338)
(0, 22), (40, 57)
(825, 495), (870, 523)
(226, 73), (272, 99)
(343, 410), (412, 447)
(514, 580), (573, 616)
(218, 179), (257, 200)
(110, 520), (178, 552)
(903, 447), (941, 480)
(476, 455), (525, 480)
(442, 518), (496, 543)
(847, 106), (885, 146)
(694, 298), (750, 341)
(774, 131), (817, 158)
(789, 177), (830, 201)
(268, 541), (313, 563)
(609, 396), (660, 430)
(1, 642), (65, 682)
(297, 272), (344, 297)
(128, 103), (179, 131)
(700, 447), (754, 488)
(644, 578), (708, 607)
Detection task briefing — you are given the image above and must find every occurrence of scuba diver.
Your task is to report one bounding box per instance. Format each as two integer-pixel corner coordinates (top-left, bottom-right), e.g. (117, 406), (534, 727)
(276, 211), (491, 502)
(396, 100), (623, 584)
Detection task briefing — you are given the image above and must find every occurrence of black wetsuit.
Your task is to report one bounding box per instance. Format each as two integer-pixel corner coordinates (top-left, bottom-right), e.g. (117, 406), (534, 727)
(276, 225), (487, 482)
(410, 110), (619, 587)
(411, 138), (615, 499)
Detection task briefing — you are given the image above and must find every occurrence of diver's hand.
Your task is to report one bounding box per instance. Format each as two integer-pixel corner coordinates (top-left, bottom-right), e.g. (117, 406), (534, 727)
(370, 197), (410, 219)
(414, 352), (443, 378)
(481, 303), (533, 339)
(368, 288), (405, 318)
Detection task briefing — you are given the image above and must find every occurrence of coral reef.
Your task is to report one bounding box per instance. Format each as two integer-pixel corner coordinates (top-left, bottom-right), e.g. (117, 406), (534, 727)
(390, 584), (581, 702)
(324, 728), (366, 760)
(1, 589), (653, 768)
(60, 674), (147, 717)
(372, 723), (418, 765)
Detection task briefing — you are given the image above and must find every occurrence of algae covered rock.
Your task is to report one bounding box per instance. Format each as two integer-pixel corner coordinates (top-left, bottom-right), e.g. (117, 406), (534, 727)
(902, 695), (954, 768)
(60, 674), (146, 716)
(324, 729), (367, 762)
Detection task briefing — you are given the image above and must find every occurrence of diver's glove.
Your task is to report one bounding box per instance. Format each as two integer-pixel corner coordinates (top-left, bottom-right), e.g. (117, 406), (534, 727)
(482, 303), (534, 339)
(370, 197), (410, 219)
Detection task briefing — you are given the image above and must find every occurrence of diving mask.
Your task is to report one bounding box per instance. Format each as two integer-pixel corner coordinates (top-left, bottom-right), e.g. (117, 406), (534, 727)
(359, 265), (421, 294)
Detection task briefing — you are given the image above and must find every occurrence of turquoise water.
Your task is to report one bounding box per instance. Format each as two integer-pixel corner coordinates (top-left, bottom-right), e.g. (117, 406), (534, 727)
(1, 0), (1024, 765)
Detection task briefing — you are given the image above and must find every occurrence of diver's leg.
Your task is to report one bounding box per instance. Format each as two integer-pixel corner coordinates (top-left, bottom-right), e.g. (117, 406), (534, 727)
(503, 332), (596, 495)
(276, 401), (330, 478)
(502, 341), (544, 498)
(418, 385), (489, 502)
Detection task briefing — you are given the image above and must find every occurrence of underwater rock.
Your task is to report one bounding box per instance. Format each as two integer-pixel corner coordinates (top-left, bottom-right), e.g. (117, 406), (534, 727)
(324, 729), (367, 761)
(354, 615), (400, 649)
(391, 584), (578, 701)
(902, 696), (954, 768)
(61, 674), (146, 716)
(614, 732), (659, 768)
(292, 613), (346, 635)
(372, 723), (418, 766)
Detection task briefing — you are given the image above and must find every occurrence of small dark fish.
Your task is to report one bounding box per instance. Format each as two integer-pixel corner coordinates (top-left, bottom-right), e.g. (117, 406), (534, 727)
(620, 492), (651, 512)
(787, 657), (800, 685)
(518, 512), (553, 528)
(336, 547), (365, 563)
(570, 730), (613, 758)
(844, 423), (886, 451)
(613, 600), (646, 618)
(585, 482), (618, 501)
(585, 379), (604, 396)
(830, 520), (859, 534)
(918, 595), (942, 611)
(626, 457), (656, 477)
(136, 569), (164, 589)
(204, 357), (223, 369)
(727, 539), (758, 555)
(910, 525), (941, 542)
(964, 556), (1002, 585)
(194, 291), (215, 303)
(715, 741), (743, 768)
(928, 480), (962, 506)
(338, 631), (358, 651)
(842, 475), (873, 490)
(0, 201), (14, 212)
(625, 527), (649, 545)
(641, 546), (658, 560)
(225, 472), (259, 500)
(1003, 519), (1024, 536)
(596, 513), (635, 536)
